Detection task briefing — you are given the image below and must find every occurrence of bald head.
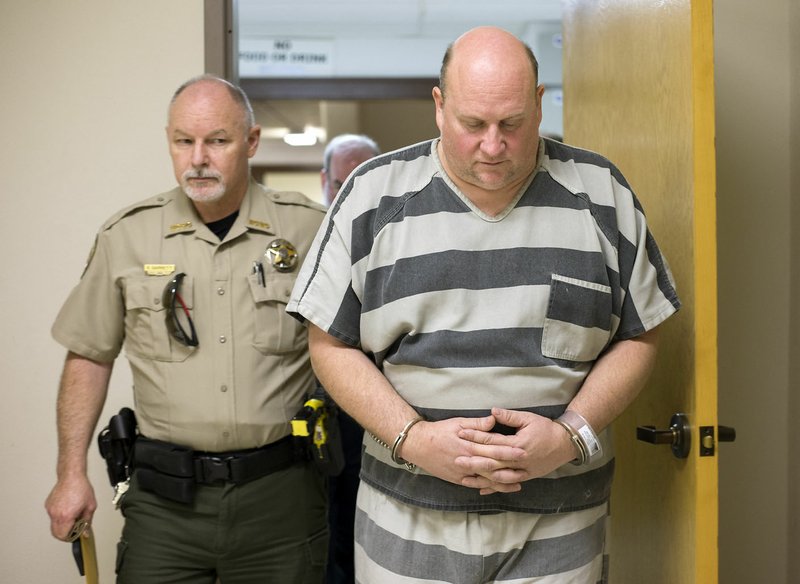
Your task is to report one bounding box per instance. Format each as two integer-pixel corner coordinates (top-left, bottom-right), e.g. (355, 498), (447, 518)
(169, 74), (256, 134)
(439, 27), (539, 101)
(432, 27), (544, 212)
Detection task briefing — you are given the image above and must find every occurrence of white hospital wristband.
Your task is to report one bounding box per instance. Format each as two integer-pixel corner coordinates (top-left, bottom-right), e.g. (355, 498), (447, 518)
(557, 410), (603, 463)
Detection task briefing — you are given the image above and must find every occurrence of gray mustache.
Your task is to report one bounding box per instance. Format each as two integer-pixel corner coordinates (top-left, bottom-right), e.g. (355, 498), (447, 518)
(183, 170), (222, 180)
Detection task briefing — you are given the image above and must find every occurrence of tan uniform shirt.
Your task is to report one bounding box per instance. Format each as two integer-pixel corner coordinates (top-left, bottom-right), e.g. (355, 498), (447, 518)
(52, 180), (326, 452)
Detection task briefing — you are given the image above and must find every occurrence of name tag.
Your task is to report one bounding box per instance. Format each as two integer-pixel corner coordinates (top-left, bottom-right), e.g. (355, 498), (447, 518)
(144, 264), (176, 276)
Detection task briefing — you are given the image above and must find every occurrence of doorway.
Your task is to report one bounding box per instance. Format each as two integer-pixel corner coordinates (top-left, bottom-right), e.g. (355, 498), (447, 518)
(207, 0), (564, 203)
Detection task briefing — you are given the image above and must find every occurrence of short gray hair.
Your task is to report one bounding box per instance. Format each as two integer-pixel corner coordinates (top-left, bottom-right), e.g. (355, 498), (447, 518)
(169, 74), (256, 129)
(323, 134), (381, 172)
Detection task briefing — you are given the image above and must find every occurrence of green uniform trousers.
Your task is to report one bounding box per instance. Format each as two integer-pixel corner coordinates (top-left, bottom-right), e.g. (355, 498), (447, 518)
(116, 461), (328, 583)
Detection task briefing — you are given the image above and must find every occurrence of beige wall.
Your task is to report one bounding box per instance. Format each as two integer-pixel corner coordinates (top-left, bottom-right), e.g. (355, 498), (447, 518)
(0, 2), (204, 582)
(716, 0), (798, 582)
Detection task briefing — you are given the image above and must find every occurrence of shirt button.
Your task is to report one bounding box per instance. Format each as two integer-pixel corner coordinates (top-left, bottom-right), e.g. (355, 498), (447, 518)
(219, 336), (227, 343)
(217, 288), (225, 295)
(220, 385), (228, 393)
(222, 431), (230, 438)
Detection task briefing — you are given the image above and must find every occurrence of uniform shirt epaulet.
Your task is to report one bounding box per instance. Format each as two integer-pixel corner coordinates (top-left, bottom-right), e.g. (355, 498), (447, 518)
(99, 192), (172, 232)
(265, 188), (327, 213)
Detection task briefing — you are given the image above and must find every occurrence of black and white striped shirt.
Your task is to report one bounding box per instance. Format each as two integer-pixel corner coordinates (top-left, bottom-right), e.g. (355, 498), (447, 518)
(289, 137), (680, 513)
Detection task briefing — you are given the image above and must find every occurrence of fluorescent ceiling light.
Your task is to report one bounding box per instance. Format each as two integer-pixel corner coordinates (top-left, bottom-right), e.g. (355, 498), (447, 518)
(283, 131), (318, 146)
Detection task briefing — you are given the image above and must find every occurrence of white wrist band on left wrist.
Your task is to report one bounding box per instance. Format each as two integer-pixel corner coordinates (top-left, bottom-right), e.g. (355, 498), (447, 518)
(556, 410), (602, 465)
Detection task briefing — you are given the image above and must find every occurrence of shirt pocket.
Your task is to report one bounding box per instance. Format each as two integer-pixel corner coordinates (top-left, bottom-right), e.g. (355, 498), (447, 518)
(541, 274), (613, 362)
(123, 276), (196, 362)
(248, 272), (306, 354)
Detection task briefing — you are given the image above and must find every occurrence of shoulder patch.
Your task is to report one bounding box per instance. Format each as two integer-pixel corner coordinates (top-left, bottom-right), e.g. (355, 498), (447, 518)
(100, 192), (171, 231)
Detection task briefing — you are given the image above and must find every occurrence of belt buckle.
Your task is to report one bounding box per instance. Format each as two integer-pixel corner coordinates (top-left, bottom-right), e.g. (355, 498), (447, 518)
(202, 456), (233, 483)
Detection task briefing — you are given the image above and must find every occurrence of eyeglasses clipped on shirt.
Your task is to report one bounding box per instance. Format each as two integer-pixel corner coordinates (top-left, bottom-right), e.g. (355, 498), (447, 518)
(163, 272), (198, 347)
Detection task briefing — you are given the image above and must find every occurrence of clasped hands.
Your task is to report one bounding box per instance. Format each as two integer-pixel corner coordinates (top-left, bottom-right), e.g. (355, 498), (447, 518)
(404, 407), (576, 495)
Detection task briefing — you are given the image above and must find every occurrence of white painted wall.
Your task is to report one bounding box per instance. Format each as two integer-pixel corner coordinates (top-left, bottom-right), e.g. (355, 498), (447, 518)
(0, 2), (203, 582)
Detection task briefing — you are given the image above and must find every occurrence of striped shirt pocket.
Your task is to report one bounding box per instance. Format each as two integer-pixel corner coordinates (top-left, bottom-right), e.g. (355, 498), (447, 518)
(541, 274), (613, 362)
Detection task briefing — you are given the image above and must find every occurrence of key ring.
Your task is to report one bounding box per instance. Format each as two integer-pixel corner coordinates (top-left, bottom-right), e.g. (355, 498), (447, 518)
(66, 518), (90, 542)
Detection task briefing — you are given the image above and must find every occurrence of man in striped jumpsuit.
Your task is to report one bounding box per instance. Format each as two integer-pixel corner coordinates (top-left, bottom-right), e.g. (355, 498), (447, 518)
(288, 26), (680, 584)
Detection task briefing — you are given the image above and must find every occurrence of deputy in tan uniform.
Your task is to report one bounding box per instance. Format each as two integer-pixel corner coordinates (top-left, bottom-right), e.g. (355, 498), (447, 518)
(45, 75), (328, 583)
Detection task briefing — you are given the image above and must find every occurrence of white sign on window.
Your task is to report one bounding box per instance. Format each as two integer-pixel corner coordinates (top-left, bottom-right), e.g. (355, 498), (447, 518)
(239, 38), (334, 78)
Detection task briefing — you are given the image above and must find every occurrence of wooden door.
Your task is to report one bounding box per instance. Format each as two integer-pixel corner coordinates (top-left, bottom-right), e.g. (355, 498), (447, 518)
(562, 0), (718, 582)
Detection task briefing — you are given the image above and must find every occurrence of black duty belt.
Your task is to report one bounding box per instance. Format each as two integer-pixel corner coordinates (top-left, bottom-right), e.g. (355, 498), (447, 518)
(193, 436), (297, 484)
(133, 435), (298, 504)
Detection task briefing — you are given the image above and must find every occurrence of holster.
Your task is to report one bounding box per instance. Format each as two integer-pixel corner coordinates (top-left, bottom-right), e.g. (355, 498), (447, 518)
(97, 407), (137, 487)
(291, 385), (346, 476)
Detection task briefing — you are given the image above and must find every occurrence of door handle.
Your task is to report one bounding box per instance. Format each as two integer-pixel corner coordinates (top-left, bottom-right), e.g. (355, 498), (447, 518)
(637, 413), (737, 458)
(636, 413), (691, 458)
